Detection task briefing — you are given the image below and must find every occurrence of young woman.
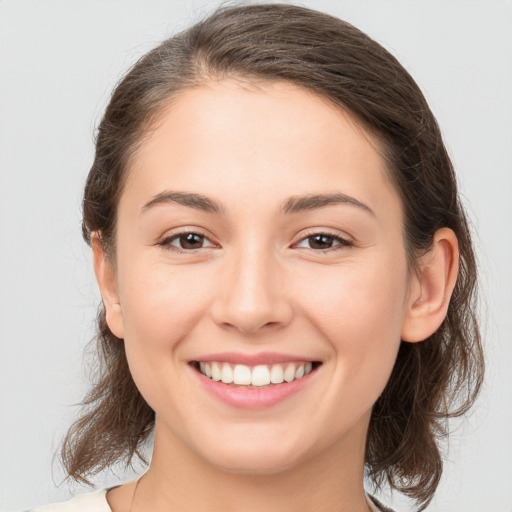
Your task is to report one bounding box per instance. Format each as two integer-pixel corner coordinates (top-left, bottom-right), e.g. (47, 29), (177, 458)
(34, 4), (483, 512)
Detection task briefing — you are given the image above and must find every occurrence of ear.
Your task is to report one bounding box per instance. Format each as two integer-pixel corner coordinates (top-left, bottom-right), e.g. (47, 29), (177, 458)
(91, 232), (125, 339)
(401, 228), (459, 343)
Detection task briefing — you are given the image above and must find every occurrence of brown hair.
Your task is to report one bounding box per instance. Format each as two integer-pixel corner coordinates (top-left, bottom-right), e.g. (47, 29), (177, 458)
(61, 4), (484, 510)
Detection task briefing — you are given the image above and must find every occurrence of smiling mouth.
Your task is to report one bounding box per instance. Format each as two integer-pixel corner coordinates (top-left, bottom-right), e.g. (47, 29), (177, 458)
(191, 361), (321, 387)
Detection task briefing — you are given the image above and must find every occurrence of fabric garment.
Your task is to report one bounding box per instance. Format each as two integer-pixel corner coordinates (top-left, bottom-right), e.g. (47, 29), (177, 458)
(30, 488), (395, 512)
(31, 489), (111, 512)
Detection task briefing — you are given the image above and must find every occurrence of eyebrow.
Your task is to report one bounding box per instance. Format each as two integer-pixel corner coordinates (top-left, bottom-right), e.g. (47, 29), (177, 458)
(281, 193), (375, 216)
(142, 191), (226, 214)
(141, 190), (374, 217)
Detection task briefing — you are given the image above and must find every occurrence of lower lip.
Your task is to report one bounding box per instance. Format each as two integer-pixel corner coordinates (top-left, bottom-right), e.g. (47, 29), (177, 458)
(193, 366), (317, 409)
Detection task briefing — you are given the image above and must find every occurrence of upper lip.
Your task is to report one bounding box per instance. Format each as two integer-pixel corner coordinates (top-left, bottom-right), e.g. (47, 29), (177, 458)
(192, 352), (320, 366)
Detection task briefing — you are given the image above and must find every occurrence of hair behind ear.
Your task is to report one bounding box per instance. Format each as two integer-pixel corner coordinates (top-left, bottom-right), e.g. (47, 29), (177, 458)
(60, 306), (154, 484)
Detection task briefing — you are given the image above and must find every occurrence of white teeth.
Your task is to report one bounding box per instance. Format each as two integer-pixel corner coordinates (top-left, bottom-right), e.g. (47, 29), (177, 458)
(251, 365), (271, 386)
(198, 361), (316, 386)
(270, 364), (284, 384)
(283, 364), (296, 383)
(211, 362), (222, 381)
(233, 364), (252, 385)
(221, 363), (234, 384)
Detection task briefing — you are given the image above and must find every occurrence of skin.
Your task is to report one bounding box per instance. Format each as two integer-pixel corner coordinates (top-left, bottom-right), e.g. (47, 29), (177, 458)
(95, 79), (459, 512)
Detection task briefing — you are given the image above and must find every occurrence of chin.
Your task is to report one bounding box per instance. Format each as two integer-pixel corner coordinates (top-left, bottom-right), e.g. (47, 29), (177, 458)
(209, 448), (306, 476)
(194, 427), (312, 476)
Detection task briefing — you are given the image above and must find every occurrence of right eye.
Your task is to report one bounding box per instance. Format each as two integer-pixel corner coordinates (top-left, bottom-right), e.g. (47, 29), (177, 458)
(159, 232), (216, 252)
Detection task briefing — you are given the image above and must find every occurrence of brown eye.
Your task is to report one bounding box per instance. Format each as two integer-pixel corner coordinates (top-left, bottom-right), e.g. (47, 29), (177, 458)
(295, 232), (352, 251)
(308, 234), (336, 249)
(160, 232), (216, 252)
(177, 233), (205, 249)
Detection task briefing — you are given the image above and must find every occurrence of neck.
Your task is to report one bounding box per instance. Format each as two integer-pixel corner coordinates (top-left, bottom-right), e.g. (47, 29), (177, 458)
(132, 418), (371, 512)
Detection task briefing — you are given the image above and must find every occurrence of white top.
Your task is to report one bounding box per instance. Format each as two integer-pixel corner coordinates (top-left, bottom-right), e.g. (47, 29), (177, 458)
(31, 488), (385, 512)
(32, 489), (111, 512)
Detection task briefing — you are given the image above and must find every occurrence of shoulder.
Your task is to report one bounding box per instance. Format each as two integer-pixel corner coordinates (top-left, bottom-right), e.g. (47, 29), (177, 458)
(29, 489), (111, 512)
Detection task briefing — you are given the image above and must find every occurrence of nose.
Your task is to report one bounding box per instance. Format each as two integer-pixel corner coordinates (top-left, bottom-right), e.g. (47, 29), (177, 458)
(210, 244), (293, 335)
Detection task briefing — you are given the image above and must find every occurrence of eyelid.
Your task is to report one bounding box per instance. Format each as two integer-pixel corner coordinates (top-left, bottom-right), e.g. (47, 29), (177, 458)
(156, 227), (353, 254)
(292, 229), (354, 251)
(157, 228), (218, 252)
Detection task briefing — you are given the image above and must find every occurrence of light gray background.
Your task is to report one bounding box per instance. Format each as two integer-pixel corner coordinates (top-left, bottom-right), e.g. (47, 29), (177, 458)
(1, 1), (511, 510)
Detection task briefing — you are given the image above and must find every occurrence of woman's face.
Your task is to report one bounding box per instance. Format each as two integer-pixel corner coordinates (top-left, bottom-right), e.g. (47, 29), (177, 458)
(101, 79), (417, 474)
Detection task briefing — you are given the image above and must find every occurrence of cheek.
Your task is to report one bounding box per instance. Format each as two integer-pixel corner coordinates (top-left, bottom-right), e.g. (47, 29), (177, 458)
(116, 262), (218, 413)
(295, 255), (409, 379)
(300, 260), (409, 431)
(118, 261), (215, 351)
(300, 257), (407, 328)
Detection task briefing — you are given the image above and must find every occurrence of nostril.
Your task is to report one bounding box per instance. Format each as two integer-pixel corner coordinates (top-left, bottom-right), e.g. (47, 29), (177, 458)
(209, 278), (294, 334)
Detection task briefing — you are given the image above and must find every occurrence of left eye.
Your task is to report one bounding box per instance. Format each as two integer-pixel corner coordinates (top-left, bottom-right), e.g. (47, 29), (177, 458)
(295, 233), (351, 250)
(160, 232), (216, 251)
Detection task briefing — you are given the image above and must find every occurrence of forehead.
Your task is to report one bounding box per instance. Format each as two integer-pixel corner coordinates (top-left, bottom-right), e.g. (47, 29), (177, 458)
(123, 79), (401, 221)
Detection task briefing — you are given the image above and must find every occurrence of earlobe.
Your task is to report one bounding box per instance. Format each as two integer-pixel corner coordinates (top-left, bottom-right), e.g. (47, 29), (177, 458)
(91, 232), (125, 339)
(401, 228), (459, 343)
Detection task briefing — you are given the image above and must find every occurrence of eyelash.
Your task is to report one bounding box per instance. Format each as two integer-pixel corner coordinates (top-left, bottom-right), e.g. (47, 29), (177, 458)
(294, 231), (353, 252)
(158, 231), (216, 254)
(158, 230), (353, 254)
